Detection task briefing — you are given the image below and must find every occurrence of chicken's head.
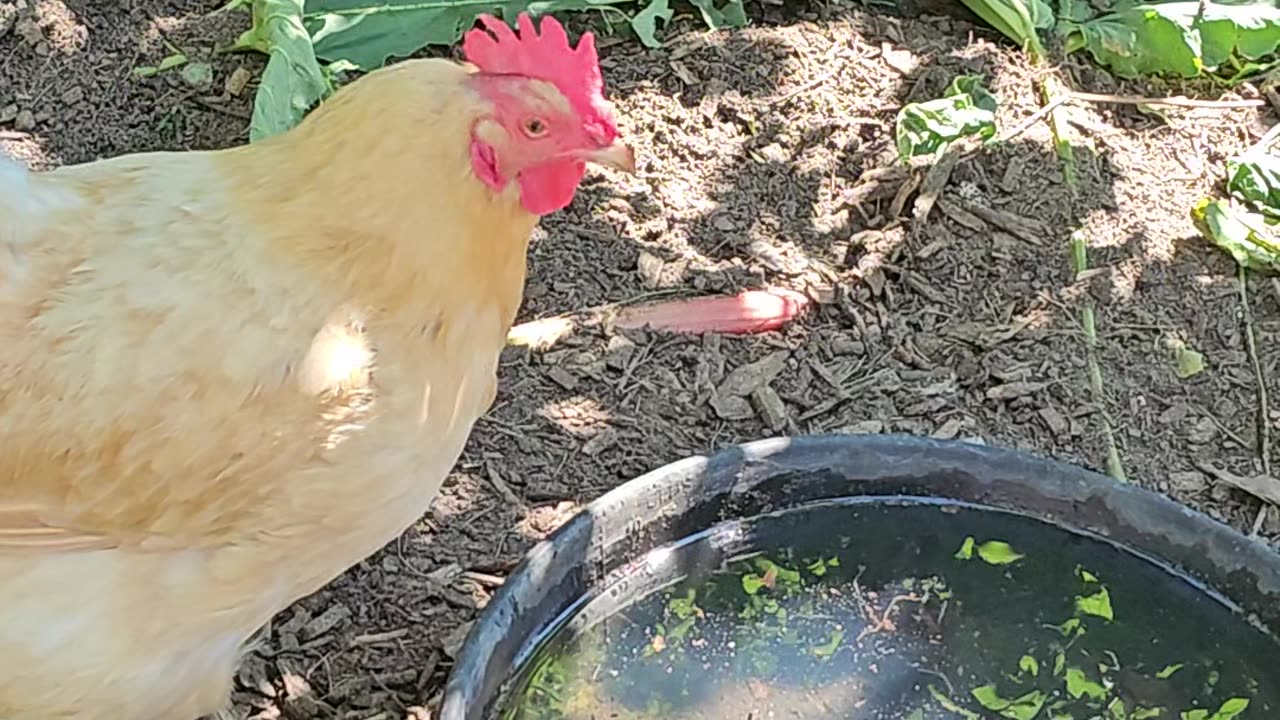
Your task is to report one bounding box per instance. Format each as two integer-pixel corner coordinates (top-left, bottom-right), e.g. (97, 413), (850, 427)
(463, 13), (635, 216)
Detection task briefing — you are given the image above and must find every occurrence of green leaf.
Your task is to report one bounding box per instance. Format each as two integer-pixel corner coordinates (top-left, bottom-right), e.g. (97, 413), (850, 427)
(1026, 0), (1055, 30)
(1066, 1), (1280, 80)
(1192, 196), (1280, 272)
(303, 0), (632, 71)
(1174, 342), (1205, 379)
(895, 75), (999, 161)
(667, 615), (695, 642)
(1156, 662), (1184, 679)
(631, 0), (674, 47)
(1201, 698), (1249, 720)
(971, 685), (1047, 720)
(688, 0), (748, 30)
(741, 573), (765, 595)
(1057, 0), (1091, 23)
(134, 52), (189, 77)
(667, 589), (698, 619)
(1227, 152), (1280, 217)
(1055, 616), (1084, 638)
(955, 535), (977, 560)
(1019, 654), (1040, 677)
(245, 0), (333, 142)
(956, 0), (1049, 56)
(972, 684), (1006, 709)
(977, 540), (1025, 565)
(1076, 587), (1114, 621)
(1065, 666), (1107, 700)
(753, 557), (802, 585)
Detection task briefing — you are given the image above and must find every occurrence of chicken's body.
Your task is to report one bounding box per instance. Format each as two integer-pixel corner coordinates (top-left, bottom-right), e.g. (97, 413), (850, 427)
(0, 43), (626, 718)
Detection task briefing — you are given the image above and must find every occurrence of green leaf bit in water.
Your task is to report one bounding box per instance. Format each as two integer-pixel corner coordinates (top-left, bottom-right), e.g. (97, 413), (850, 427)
(1076, 587), (1114, 621)
(497, 503), (1277, 719)
(976, 540), (1026, 565)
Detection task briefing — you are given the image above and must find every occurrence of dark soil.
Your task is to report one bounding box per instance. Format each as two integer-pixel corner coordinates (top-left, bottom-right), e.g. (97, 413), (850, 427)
(4, 1), (1279, 718)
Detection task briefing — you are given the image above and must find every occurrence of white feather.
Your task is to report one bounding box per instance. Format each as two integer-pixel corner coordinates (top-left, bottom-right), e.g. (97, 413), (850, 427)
(0, 155), (31, 217)
(0, 154), (78, 224)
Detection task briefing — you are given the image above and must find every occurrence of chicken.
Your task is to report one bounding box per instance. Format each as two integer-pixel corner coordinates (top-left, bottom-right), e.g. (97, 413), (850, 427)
(0, 13), (633, 720)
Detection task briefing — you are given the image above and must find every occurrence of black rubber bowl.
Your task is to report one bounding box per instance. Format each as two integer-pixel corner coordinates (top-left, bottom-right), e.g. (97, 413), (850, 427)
(439, 434), (1280, 720)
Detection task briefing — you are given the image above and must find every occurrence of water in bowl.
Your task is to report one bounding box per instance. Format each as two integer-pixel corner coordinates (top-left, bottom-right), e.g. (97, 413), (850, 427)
(497, 498), (1280, 719)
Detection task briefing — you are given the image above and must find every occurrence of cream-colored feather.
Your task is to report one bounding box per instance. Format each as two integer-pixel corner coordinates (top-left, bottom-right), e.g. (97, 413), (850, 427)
(0, 59), (537, 719)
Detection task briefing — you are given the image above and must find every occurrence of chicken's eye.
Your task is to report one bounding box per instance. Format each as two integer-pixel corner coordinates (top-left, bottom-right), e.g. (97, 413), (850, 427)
(523, 118), (548, 138)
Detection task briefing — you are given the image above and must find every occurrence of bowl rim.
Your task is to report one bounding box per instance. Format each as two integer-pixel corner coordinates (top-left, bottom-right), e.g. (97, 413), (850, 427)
(440, 433), (1280, 719)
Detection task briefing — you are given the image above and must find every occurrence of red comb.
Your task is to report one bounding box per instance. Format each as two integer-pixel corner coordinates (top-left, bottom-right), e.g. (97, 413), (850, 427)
(463, 13), (610, 128)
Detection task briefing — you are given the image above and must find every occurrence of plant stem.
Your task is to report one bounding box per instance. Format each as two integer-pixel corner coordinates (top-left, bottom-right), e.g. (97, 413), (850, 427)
(1039, 76), (1078, 191)
(1238, 266), (1273, 535)
(1072, 232), (1127, 482)
(1068, 91), (1265, 109)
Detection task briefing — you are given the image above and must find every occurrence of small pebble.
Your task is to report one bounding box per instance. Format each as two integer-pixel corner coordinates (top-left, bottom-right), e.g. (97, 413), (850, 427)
(0, 5), (16, 38)
(301, 603), (350, 640)
(14, 18), (42, 46)
(225, 66), (252, 97)
(181, 62), (214, 91)
(14, 109), (36, 131)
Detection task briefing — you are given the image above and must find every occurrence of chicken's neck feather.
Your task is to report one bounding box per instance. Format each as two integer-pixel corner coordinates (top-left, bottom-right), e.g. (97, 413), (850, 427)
(220, 59), (538, 325)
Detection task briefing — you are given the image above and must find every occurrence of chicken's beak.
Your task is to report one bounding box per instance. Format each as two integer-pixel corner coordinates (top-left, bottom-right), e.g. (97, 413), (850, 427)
(580, 140), (636, 174)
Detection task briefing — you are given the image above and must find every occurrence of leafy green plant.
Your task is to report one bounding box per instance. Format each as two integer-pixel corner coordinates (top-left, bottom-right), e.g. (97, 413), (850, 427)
(1193, 196), (1280, 271)
(1062, 0), (1280, 80)
(687, 0), (748, 29)
(305, 0), (614, 71)
(219, 0), (748, 142)
(1194, 136), (1280, 272)
(632, 0), (676, 46)
(1226, 150), (1280, 214)
(226, 0), (335, 142)
(958, 0), (1053, 57)
(956, 0), (1280, 82)
(895, 75), (999, 161)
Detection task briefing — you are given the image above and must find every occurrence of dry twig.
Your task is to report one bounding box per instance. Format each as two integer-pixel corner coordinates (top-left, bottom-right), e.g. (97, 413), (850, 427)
(1237, 267), (1273, 535)
(1069, 91), (1265, 109)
